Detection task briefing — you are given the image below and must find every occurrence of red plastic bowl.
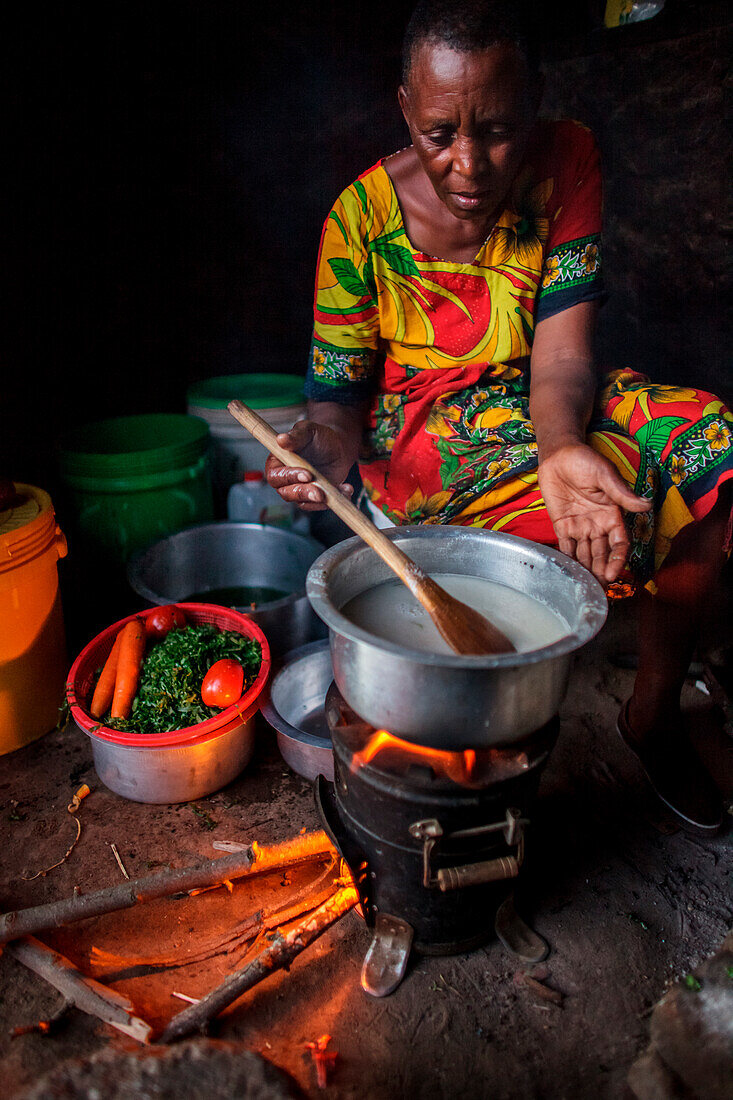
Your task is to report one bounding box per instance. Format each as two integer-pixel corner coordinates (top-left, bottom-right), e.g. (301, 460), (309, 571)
(67, 603), (271, 747)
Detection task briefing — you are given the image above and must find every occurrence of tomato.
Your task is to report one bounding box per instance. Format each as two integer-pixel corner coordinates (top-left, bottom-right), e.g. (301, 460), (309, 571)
(145, 605), (187, 638)
(201, 658), (245, 708)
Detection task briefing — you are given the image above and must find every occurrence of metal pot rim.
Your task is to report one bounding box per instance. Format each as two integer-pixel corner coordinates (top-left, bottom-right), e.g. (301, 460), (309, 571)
(260, 640), (333, 749)
(306, 526), (607, 669)
(127, 521), (325, 609)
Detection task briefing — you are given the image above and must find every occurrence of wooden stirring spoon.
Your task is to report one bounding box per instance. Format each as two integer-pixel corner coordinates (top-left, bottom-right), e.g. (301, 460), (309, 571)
(228, 400), (515, 657)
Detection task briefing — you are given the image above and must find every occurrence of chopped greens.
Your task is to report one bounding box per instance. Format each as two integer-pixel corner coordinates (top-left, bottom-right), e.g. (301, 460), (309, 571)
(95, 624), (261, 734)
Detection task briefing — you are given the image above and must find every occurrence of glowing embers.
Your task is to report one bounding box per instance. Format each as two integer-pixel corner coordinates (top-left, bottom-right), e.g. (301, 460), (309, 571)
(325, 682), (533, 788)
(350, 727), (530, 788)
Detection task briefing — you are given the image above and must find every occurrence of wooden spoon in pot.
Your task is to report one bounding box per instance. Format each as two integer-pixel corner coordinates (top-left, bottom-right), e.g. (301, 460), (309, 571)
(228, 401), (515, 656)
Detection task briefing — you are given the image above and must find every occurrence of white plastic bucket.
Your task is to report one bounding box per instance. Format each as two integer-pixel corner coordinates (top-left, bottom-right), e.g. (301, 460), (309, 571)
(187, 374), (306, 507)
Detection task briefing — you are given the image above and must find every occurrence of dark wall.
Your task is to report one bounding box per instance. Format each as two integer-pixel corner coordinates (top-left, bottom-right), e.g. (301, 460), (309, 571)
(542, 8), (730, 394)
(6, 3), (411, 494)
(5, 1), (730, 493)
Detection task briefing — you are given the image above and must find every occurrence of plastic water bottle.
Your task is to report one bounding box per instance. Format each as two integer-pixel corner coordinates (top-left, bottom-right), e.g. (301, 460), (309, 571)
(227, 471), (309, 533)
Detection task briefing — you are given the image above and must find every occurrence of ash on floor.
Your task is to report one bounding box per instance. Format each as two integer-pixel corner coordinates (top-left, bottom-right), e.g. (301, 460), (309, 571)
(0, 596), (731, 1100)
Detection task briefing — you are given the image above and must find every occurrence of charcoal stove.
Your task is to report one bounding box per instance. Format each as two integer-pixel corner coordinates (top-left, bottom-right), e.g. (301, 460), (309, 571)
(305, 527), (607, 994)
(315, 681), (558, 995)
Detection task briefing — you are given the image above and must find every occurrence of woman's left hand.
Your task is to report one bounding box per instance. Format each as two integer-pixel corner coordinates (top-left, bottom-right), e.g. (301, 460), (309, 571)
(537, 443), (652, 584)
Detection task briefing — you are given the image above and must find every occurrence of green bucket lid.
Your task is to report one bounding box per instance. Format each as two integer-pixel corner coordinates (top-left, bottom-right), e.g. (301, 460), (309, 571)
(58, 414), (210, 480)
(187, 372), (305, 411)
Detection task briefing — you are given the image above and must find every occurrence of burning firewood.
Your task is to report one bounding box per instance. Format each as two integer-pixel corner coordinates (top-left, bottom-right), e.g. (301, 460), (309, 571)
(0, 831), (335, 945)
(87, 860), (339, 978)
(159, 880), (359, 1043)
(7, 936), (153, 1042)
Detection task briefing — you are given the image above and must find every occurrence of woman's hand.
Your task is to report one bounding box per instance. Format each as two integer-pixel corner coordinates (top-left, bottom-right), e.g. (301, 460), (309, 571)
(529, 303), (650, 584)
(265, 419), (357, 511)
(538, 443), (652, 584)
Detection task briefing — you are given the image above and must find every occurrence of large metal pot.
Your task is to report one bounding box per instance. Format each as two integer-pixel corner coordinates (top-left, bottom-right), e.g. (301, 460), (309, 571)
(127, 522), (326, 656)
(306, 526), (607, 749)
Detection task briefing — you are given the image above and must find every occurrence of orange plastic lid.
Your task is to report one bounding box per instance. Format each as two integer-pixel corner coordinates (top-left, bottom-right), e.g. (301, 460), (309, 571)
(0, 483), (60, 571)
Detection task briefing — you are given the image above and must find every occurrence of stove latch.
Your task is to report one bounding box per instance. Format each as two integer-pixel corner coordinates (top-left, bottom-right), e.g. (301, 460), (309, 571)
(409, 808), (527, 891)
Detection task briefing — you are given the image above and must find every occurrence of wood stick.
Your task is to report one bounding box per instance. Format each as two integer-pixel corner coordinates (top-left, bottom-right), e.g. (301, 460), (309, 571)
(7, 936), (153, 1043)
(227, 401), (427, 588)
(0, 831), (334, 944)
(227, 399), (515, 656)
(89, 863), (339, 976)
(159, 883), (359, 1043)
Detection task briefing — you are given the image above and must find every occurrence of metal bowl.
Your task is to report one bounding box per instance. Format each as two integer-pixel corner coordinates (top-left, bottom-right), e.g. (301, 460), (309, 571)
(86, 716), (257, 804)
(260, 641), (334, 782)
(306, 526), (607, 749)
(127, 522), (327, 657)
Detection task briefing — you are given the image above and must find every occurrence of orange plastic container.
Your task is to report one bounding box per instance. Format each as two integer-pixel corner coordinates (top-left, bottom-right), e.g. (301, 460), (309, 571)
(0, 484), (68, 754)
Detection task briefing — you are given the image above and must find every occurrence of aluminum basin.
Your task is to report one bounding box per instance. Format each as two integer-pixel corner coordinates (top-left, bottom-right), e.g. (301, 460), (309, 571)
(260, 640), (335, 782)
(306, 526), (607, 749)
(127, 522), (326, 656)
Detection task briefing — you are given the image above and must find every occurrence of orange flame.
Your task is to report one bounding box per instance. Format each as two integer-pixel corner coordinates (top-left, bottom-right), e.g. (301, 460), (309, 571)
(349, 729), (531, 787)
(351, 729), (483, 785)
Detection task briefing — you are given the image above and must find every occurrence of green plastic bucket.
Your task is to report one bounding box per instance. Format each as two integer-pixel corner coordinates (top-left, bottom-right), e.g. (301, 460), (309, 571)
(58, 414), (214, 584)
(187, 373), (306, 508)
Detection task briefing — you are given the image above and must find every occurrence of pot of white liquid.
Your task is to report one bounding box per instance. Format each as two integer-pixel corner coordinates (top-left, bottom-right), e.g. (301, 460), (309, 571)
(306, 526), (607, 749)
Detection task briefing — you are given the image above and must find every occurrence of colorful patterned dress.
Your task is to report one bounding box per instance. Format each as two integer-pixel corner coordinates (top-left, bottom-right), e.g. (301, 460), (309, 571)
(305, 120), (733, 592)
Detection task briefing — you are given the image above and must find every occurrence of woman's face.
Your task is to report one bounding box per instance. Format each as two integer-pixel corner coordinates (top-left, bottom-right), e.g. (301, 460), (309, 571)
(399, 42), (540, 223)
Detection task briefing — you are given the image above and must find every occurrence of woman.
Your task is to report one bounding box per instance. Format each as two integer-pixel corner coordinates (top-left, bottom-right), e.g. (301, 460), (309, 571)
(267, 1), (732, 832)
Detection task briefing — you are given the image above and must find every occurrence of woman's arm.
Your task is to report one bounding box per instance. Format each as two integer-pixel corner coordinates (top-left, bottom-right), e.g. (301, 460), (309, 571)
(530, 301), (650, 583)
(265, 400), (368, 510)
(530, 301), (596, 460)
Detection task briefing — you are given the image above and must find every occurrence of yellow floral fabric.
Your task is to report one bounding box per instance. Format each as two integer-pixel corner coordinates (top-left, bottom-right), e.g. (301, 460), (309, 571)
(304, 120), (733, 591)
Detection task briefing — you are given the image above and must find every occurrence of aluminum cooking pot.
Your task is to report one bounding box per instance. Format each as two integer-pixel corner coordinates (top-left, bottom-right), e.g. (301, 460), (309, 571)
(306, 526), (607, 749)
(127, 522), (326, 657)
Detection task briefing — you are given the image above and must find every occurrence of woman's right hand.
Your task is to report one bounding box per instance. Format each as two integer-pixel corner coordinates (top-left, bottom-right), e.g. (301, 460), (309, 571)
(265, 419), (356, 511)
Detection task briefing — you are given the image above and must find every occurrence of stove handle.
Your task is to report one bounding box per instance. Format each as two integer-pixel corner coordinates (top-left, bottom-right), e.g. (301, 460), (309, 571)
(435, 854), (519, 892)
(410, 808), (526, 889)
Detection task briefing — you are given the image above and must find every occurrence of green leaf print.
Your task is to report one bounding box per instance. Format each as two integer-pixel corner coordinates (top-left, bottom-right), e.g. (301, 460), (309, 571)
(436, 439), (461, 485)
(328, 211), (349, 245)
(635, 416), (686, 456)
(515, 305), (535, 345)
(354, 179), (369, 214)
(445, 439), (480, 458)
(363, 254), (377, 302)
(372, 240), (420, 278)
(328, 258), (370, 299)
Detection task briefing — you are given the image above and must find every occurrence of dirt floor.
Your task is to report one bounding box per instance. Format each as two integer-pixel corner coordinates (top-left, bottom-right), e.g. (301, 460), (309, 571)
(1, 596), (731, 1100)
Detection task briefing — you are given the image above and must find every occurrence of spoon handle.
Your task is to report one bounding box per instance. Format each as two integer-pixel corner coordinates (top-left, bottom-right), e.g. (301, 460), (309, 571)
(227, 400), (427, 596)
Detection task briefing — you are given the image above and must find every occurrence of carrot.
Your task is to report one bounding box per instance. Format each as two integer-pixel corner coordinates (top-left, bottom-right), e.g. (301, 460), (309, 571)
(90, 631), (123, 718)
(110, 619), (146, 720)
